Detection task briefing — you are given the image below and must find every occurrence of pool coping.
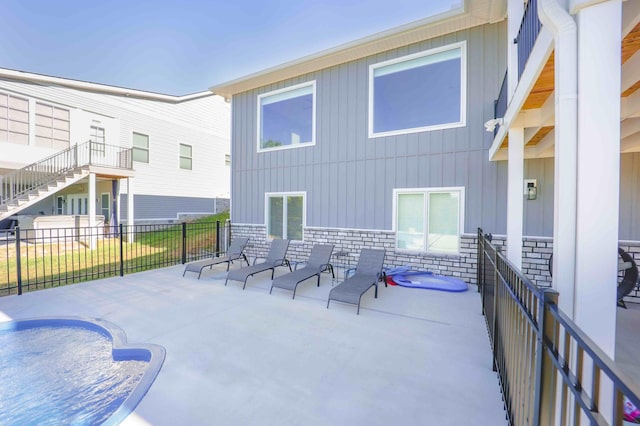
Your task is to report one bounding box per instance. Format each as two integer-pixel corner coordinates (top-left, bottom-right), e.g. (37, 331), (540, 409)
(0, 316), (166, 426)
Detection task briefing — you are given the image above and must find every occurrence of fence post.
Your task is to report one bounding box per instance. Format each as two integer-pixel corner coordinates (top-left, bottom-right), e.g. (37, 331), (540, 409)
(119, 223), (124, 277)
(491, 245), (501, 372)
(215, 221), (220, 257)
(15, 226), (22, 295)
(477, 228), (483, 295)
(533, 288), (560, 426)
(181, 222), (187, 264)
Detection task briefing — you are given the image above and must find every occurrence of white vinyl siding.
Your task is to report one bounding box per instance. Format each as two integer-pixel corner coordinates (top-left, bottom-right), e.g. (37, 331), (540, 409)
(265, 192), (305, 241)
(179, 143), (192, 170)
(394, 187), (464, 254)
(257, 81), (316, 152)
(0, 92), (29, 145)
(369, 42), (466, 138)
(132, 132), (149, 163)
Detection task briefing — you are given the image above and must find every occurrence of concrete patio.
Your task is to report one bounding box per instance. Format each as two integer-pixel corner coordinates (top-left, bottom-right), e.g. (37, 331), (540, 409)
(0, 264), (507, 425)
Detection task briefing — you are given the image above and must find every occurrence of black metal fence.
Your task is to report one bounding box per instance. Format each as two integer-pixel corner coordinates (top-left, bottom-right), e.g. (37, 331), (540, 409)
(477, 228), (640, 425)
(0, 220), (229, 296)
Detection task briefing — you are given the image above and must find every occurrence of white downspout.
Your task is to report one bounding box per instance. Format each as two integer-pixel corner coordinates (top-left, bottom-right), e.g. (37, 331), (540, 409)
(537, 0), (578, 318)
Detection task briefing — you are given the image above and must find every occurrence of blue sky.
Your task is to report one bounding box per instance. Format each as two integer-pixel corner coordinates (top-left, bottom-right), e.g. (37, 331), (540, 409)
(1, 0), (458, 95)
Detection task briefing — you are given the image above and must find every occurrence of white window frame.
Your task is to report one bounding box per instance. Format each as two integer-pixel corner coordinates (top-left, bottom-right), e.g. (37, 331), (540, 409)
(393, 187), (465, 254)
(100, 193), (110, 221)
(264, 191), (306, 241)
(368, 41), (467, 138)
(132, 132), (149, 163)
(257, 81), (316, 153)
(179, 143), (193, 170)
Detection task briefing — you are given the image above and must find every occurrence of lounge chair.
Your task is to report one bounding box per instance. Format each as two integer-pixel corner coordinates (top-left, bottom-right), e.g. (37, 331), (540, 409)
(327, 248), (386, 314)
(183, 237), (250, 279)
(225, 239), (292, 289)
(270, 244), (335, 299)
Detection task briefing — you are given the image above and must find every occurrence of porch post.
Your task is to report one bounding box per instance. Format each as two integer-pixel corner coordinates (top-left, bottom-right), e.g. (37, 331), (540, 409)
(507, 0), (524, 99)
(88, 172), (97, 250)
(127, 177), (135, 243)
(574, 0), (621, 359)
(506, 128), (524, 268)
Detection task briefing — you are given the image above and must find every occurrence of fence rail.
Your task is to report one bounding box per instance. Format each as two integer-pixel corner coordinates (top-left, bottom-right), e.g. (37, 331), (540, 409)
(0, 220), (229, 296)
(477, 228), (640, 425)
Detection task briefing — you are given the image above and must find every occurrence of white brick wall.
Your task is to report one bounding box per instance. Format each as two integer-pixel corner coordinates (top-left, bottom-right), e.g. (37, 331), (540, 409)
(230, 224), (640, 302)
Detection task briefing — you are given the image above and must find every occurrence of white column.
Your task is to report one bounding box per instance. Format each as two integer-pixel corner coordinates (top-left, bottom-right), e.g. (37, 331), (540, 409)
(507, 128), (524, 268)
(127, 177), (135, 243)
(88, 173), (96, 249)
(539, 0), (578, 318)
(574, 0), (621, 358)
(116, 179), (122, 231)
(507, 0), (525, 99)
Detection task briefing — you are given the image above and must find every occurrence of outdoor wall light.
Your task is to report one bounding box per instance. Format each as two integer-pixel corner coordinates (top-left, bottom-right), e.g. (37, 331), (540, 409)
(524, 179), (537, 201)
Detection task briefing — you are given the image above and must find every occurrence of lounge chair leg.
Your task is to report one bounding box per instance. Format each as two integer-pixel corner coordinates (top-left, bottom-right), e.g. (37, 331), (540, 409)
(292, 287), (296, 300)
(197, 272), (202, 280)
(326, 299), (330, 309)
(357, 302), (360, 315)
(182, 270), (186, 277)
(224, 278), (228, 286)
(375, 283), (378, 298)
(317, 274), (321, 287)
(242, 279), (248, 290)
(269, 285), (273, 295)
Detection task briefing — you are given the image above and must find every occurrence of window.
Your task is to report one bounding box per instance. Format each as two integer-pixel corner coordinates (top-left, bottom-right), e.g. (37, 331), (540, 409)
(35, 102), (70, 149)
(179, 143), (192, 170)
(132, 132), (149, 163)
(257, 81), (315, 152)
(265, 192), (305, 241)
(394, 187), (464, 254)
(0, 92), (29, 145)
(369, 42), (466, 138)
(90, 124), (105, 154)
(101, 193), (110, 221)
(56, 196), (65, 215)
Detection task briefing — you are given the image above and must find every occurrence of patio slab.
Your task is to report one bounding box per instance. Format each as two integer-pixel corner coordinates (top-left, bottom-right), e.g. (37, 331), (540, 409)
(0, 265), (507, 425)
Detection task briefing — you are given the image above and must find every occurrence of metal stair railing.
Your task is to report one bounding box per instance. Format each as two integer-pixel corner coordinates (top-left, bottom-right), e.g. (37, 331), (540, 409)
(0, 141), (133, 207)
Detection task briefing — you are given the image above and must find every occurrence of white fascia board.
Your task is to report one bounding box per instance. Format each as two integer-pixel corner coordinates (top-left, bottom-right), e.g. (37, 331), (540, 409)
(0, 68), (212, 102)
(489, 29), (554, 161)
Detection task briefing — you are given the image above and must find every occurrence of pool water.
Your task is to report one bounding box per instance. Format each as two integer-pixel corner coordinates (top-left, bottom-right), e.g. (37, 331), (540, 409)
(0, 321), (161, 425)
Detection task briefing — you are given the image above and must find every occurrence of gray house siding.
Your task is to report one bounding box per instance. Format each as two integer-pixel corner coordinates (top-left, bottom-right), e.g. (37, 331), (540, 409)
(120, 195), (228, 222)
(522, 153), (640, 241)
(231, 22), (508, 234)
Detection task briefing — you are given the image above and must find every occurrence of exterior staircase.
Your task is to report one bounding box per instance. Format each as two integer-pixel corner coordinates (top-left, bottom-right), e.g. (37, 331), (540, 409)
(0, 141), (132, 221)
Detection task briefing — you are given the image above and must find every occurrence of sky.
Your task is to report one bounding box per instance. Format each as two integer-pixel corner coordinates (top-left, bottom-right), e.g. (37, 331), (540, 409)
(0, 0), (459, 96)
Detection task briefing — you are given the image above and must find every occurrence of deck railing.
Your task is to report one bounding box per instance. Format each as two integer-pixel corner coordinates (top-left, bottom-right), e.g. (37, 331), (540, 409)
(516, 0), (542, 79)
(477, 228), (640, 425)
(494, 71), (508, 135)
(0, 220), (229, 296)
(0, 141), (132, 207)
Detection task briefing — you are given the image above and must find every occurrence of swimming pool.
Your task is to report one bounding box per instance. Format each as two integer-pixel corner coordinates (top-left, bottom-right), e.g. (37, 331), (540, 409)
(0, 317), (165, 425)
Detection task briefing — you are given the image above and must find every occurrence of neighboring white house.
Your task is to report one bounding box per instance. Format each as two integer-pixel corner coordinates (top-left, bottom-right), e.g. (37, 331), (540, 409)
(0, 68), (230, 227)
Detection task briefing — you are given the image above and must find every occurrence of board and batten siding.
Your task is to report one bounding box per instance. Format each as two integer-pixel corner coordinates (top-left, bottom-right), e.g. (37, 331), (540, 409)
(231, 22), (508, 234)
(0, 79), (230, 200)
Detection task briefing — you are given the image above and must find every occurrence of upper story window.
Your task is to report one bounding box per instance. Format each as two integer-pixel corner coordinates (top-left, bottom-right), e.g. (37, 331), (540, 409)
(369, 42), (466, 138)
(90, 124), (105, 154)
(35, 102), (70, 149)
(132, 132), (149, 163)
(257, 81), (316, 152)
(0, 92), (29, 145)
(179, 143), (192, 170)
(394, 187), (464, 255)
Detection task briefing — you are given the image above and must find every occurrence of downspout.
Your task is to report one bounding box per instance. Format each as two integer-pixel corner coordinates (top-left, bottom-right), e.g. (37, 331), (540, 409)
(537, 0), (578, 317)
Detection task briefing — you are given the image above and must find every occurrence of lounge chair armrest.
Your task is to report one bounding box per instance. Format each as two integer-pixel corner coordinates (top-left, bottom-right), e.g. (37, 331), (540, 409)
(273, 258), (289, 267)
(252, 256), (266, 265)
(292, 260), (308, 271)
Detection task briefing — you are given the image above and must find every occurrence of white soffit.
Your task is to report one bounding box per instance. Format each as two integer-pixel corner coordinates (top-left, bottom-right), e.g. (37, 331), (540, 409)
(210, 0), (507, 99)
